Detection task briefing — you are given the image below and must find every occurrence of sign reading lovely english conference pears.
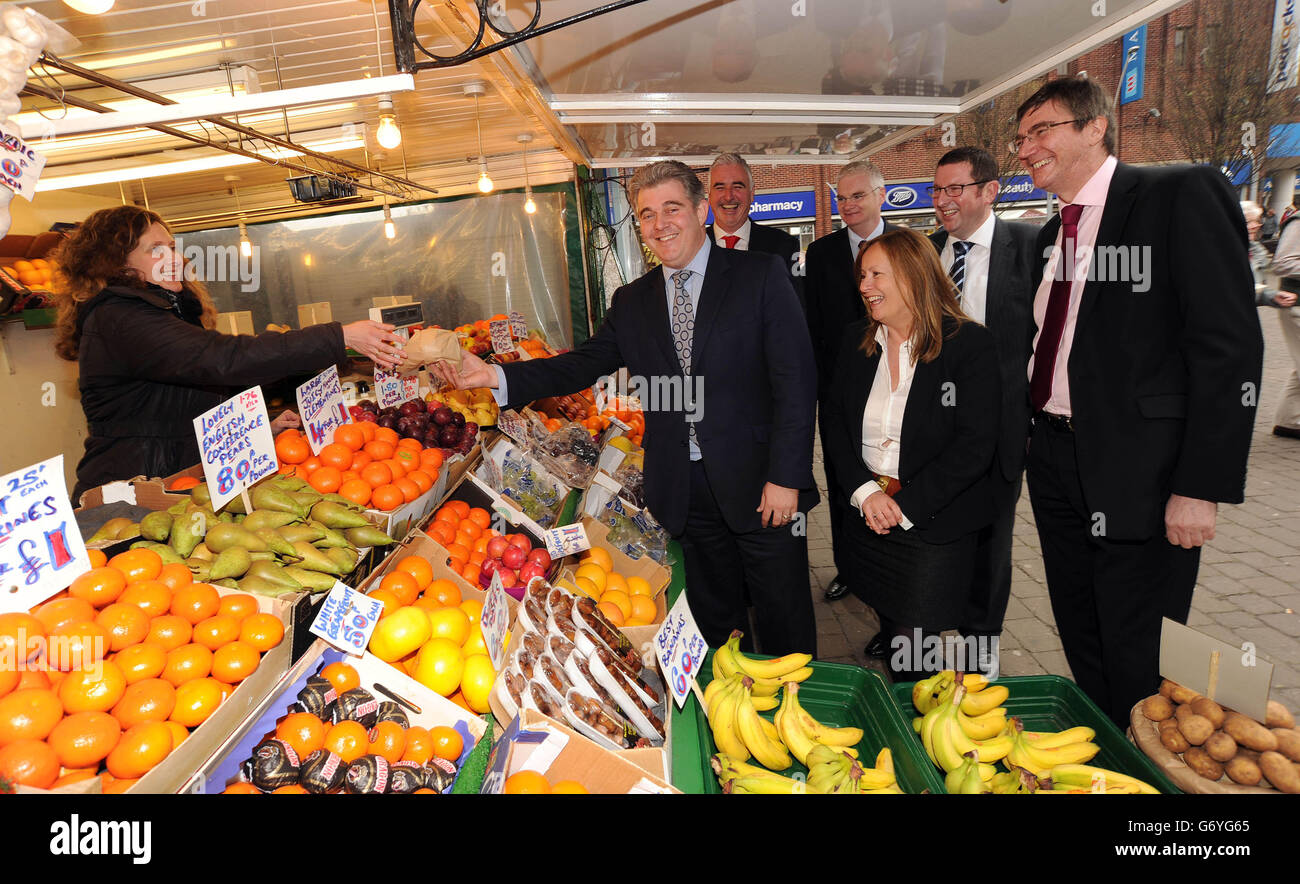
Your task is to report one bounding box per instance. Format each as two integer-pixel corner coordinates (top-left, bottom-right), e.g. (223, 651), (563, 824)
(193, 387), (278, 513)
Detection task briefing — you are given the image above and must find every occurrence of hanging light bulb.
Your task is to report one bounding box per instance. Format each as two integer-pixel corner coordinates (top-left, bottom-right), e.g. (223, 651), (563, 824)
(466, 81), (495, 194)
(383, 203), (396, 240)
(524, 190), (537, 214)
(477, 160), (494, 193)
(375, 94), (402, 150)
(238, 221), (252, 258)
(63, 0), (114, 12)
(518, 133), (536, 214)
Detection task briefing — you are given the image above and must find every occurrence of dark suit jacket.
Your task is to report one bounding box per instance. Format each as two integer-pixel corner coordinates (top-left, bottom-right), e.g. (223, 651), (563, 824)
(708, 222), (804, 311)
(499, 244), (819, 537)
(805, 221), (895, 396)
(1032, 162), (1263, 540)
(930, 218), (1038, 481)
(821, 316), (1001, 543)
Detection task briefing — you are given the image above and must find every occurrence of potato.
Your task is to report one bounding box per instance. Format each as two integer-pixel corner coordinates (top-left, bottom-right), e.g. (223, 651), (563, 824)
(1236, 747), (1262, 764)
(1178, 713), (1215, 747)
(1160, 726), (1192, 754)
(1159, 679), (1176, 699)
(1142, 695), (1174, 722)
(1190, 697), (1226, 729)
(1204, 730), (1238, 763)
(1273, 728), (1300, 763)
(1174, 703), (1197, 723)
(1225, 756), (1263, 786)
(1258, 751), (1300, 794)
(1266, 700), (1295, 730)
(1168, 682), (1200, 705)
(1223, 713), (1279, 752)
(1158, 717), (1181, 733)
(1184, 746), (1225, 781)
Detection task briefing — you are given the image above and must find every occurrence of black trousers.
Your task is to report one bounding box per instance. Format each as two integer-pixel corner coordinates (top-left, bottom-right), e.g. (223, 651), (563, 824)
(677, 460), (817, 657)
(1026, 419), (1200, 729)
(960, 470), (1023, 637)
(818, 408), (851, 587)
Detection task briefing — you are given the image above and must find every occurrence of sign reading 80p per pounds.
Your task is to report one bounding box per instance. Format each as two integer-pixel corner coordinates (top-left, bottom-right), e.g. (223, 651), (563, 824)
(193, 387), (278, 513)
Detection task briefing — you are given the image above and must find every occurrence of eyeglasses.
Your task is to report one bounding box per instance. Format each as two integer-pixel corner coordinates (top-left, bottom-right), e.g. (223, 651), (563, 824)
(835, 187), (879, 204)
(927, 180), (993, 198)
(1009, 119), (1089, 154)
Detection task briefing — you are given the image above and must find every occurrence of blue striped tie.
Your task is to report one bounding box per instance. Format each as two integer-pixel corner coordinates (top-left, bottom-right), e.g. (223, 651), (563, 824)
(949, 240), (971, 297)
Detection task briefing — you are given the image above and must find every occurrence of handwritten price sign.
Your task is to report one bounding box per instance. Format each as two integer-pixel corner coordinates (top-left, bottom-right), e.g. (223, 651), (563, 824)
(193, 387), (278, 513)
(489, 319), (513, 354)
(481, 572), (511, 671)
(310, 581), (384, 655)
(296, 365), (350, 456)
(0, 120), (48, 201)
(543, 523), (590, 560)
(653, 594), (708, 709)
(509, 311), (527, 339)
(0, 456), (89, 613)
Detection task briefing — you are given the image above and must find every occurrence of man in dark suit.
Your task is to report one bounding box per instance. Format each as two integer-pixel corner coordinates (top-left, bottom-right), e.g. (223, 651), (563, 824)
(1014, 77), (1263, 727)
(927, 146), (1038, 676)
(805, 161), (892, 651)
(436, 161), (819, 656)
(705, 153), (803, 306)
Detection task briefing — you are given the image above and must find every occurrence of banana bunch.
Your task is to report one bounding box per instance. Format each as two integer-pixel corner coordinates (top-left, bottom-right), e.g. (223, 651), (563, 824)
(807, 744), (902, 794)
(774, 680), (863, 766)
(705, 675), (792, 770)
(711, 631), (813, 697)
(945, 751), (990, 794)
(920, 684), (1014, 772)
(1041, 763), (1159, 795)
(712, 754), (809, 794)
(912, 670), (1008, 717)
(1003, 717), (1100, 777)
(704, 673), (779, 712)
(989, 767), (1041, 795)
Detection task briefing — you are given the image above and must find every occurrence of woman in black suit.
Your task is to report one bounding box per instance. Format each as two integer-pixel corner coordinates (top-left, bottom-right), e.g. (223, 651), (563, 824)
(822, 227), (1000, 680)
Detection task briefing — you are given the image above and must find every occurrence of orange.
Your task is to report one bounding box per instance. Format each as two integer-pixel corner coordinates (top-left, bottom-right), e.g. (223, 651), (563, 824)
(444, 542), (470, 565)
(191, 614), (241, 651)
(338, 479), (372, 507)
(333, 424), (365, 451)
(339, 469), (362, 486)
(222, 781), (262, 794)
(87, 549), (108, 568)
(300, 455), (322, 474)
(114, 643), (167, 684)
(400, 726), (434, 765)
(360, 462), (393, 488)
(384, 457), (408, 480)
(379, 571), (420, 607)
(459, 563), (480, 584)
(503, 770), (550, 794)
(95, 603), (150, 652)
(100, 774), (140, 794)
(162, 720), (188, 748)
(217, 593), (259, 621)
(395, 555), (434, 591)
(364, 440), (395, 460)
(394, 449), (418, 472)
(471, 535), (490, 555)
(370, 484), (404, 512)
(119, 580), (173, 617)
(33, 598), (95, 635)
(373, 426), (399, 446)
(323, 720), (368, 763)
(626, 576), (653, 597)
(467, 508), (491, 530)
(426, 606), (471, 646)
(367, 720), (406, 764)
(604, 572), (628, 595)
(458, 654), (494, 714)
(211, 641), (259, 684)
(47, 620), (109, 670)
(629, 594), (657, 623)
(428, 579), (463, 608)
(106, 721), (174, 779)
(468, 551), (486, 570)
(407, 468), (434, 495)
(420, 448), (444, 471)
(15, 669), (51, 691)
(276, 711), (327, 758)
(157, 562), (193, 591)
(320, 662), (360, 694)
(168, 475), (201, 491)
(445, 500), (470, 519)
(0, 666), (15, 701)
(349, 450), (373, 471)
(434, 507), (461, 527)
(170, 584), (220, 625)
(455, 519), (482, 542)
(54, 768), (101, 788)
(110, 679), (176, 728)
(458, 598), (483, 627)
(275, 431), (310, 464)
(0, 739), (60, 789)
(145, 615), (192, 651)
(308, 466), (342, 494)
(107, 548), (163, 584)
(551, 780), (589, 794)
(58, 661), (126, 714)
(600, 589), (632, 621)
(271, 784), (309, 794)
(0, 688), (62, 745)
(367, 588), (400, 619)
(238, 613), (284, 652)
(68, 567), (127, 609)
(170, 678), (223, 728)
(161, 643), (212, 686)
(581, 547), (614, 572)
(428, 725), (464, 763)
(428, 522), (455, 546)
(596, 601), (625, 628)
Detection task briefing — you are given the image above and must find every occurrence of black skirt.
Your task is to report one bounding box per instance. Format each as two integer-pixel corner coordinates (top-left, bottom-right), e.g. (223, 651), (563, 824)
(841, 498), (978, 631)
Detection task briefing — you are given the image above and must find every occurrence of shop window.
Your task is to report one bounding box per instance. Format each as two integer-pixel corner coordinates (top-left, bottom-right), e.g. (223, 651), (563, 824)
(1174, 27), (1189, 66)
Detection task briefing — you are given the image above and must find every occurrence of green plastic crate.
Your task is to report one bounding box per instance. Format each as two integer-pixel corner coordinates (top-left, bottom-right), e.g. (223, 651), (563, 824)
(672, 652), (947, 794)
(888, 675), (1181, 794)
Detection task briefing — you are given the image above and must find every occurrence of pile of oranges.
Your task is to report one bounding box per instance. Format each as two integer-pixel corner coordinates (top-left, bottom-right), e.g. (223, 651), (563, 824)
(274, 423), (443, 512)
(565, 547), (658, 629)
(502, 769), (588, 794)
(221, 661), (465, 795)
(364, 554), (495, 714)
(424, 500), (525, 586)
(4, 257), (54, 290)
(0, 547), (284, 793)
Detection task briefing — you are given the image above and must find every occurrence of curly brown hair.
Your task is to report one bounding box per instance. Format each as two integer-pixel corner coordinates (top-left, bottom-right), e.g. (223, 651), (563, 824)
(51, 205), (216, 361)
(857, 227), (968, 364)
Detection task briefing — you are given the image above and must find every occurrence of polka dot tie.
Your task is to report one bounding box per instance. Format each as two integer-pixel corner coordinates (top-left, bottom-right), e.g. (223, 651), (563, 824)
(670, 269), (698, 447)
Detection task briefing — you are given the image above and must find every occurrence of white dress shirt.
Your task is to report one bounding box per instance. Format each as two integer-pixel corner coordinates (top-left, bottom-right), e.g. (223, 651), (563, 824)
(848, 325), (915, 530)
(714, 218), (752, 250)
(847, 218), (886, 262)
(940, 211), (996, 324)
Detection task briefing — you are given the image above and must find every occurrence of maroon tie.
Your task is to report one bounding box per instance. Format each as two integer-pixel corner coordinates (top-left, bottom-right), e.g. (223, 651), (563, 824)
(1030, 203), (1085, 412)
(721, 234), (739, 248)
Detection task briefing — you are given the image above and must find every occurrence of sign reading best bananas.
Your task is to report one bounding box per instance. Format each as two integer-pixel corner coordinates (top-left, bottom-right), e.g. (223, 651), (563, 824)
(655, 594), (708, 708)
(194, 387), (278, 513)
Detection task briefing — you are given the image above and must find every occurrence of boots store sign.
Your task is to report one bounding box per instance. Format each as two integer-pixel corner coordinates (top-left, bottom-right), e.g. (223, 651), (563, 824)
(830, 176), (1048, 215)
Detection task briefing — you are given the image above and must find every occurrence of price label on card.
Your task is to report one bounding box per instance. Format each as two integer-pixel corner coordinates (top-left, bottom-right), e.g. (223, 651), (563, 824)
(374, 369), (419, 410)
(496, 409), (529, 445)
(0, 120), (48, 201)
(0, 455), (90, 612)
(193, 387), (278, 513)
(310, 581), (384, 655)
(296, 365), (351, 455)
(654, 594), (708, 708)
(481, 572), (511, 671)
(544, 522), (591, 560)
(509, 311), (527, 338)
(489, 320), (514, 354)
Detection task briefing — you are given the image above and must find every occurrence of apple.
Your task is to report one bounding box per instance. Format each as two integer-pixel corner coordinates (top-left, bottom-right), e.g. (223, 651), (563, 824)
(526, 549), (552, 571)
(486, 536), (511, 559)
(502, 545), (526, 571)
(508, 533), (533, 552)
(518, 561), (546, 585)
(498, 569), (518, 589)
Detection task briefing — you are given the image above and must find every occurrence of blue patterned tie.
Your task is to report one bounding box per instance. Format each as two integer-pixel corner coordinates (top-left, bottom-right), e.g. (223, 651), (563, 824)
(949, 240), (971, 298)
(670, 269), (698, 447)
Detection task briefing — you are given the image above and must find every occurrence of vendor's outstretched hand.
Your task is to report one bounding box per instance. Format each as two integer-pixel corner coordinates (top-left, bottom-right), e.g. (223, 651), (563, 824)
(432, 349), (497, 390)
(342, 320), (403, 371)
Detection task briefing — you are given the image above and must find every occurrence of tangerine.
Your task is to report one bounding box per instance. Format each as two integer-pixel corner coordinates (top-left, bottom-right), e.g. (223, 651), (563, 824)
(238, 614), (284, 652)
(338, 479), (372, 507)
(46, 620), (109, 670)
(370, 484), (404, 512)
(87, 549), (108, 568)
(333, 424), (365, 452)
(167, 476), (201, 491)
(211, 641), (259, 684)
(427, 522), (455, 546)
(271, 784), (309, 794)
(58, 661), (126, 714)
(170, 678), (223, 728)
(110, 679), (176, 728)
(161, 643), (213, 686)
(308, 466), (343, 494)
(0, 739), (60, 789)
(395, 555), (434, 590)
(145, 615), (192, 651)
(68, 567), (127, 608)
(216, 593), (259, 621)
(319, 662), (360, 694)
(275, 432), (310, 464)
(428, 579), (463, 608)
(420, 448), (444, 470)
(360, 462), (394, 488)
(445, 500), (470, 519)
(300, 455), (322, 474)
(95, 603), (150, 652)
(349, 451), (373, 472)
(367, 588), (399, 619)
(119, 580), (173, 617)
(401, 726), (434, 764)
(323, 720), (368, 763)
(407, 468), (434, 494)
(503, 770), (550, 794)
(0, 688), (63, 745)
(379, 571), (420, 607)
(363, 440), (395, 460)
(367, 720), (406, 763)
(372, 426), (399, 445)
(223, 781), (262, 794)
(275, 711), (326, 758)
(428, 725), (464, 763)
(114, 643), (167, 684)
(467, 508), (491, 530)
(191, 614), (240, 651)
(107, 548), (163, 584)
(33, 598), (95, 635)
(170, 584), (220, 625)
(106, 721), (174, 779)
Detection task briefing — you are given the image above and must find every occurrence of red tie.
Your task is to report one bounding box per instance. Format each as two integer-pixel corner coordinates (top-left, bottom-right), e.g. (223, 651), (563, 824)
(1030, 203), (1085, 412)
(721, 235), (739, 248)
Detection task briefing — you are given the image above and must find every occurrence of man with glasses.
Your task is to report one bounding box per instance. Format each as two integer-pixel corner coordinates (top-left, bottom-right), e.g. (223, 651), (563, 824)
(927, 146), (1038, 676)
(806, 162), (893, 651)
(1013, 77), (1262, 727)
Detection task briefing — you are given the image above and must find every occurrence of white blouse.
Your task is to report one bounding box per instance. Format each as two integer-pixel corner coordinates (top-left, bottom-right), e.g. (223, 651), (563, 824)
(849, 325), (915, 530)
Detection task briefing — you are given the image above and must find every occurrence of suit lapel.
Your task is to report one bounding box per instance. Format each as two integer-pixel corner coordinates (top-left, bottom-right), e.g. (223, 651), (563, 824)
(985, 219), (1012, 330)
(846, 342), (878, 461)
(644, 265), (685, 375)
(690, 245), (732, 371)
(1075, 163), (1138, 334)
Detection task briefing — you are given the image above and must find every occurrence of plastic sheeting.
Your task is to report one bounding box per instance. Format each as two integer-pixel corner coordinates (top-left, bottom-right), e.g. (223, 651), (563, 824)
(184, 189), (575, 348)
